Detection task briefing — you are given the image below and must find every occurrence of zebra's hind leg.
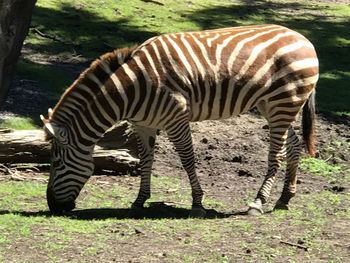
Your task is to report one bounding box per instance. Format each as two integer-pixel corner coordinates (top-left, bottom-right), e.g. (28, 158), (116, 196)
(248, 125), (289, 215)
(166, 121), (206, 218)
(274, 127), (301, 210)
(130, 125), (157, 210)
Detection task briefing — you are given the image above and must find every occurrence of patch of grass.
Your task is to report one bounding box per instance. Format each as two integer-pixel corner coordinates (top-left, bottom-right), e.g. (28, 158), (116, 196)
(0, 181), (47, 210)
(0, 175), (349, 262)
(258, 190), (350, 261)
(149, 175), (194, 208)
(17, 59), (72, 95)
(182, 252), (230, 263)
(53, 216), (108, 234)
(0, 235), (9, 245)
(336, 209), (350, 220)
(204, 197), (229, 210)
(84, 246), (99, 256)
(3, 0), (346, 133)
(299, 157), (342, 178)
(233, 219), (253, 232)
(28, 0), (214, 58)
(0, 117), (37, 130)
(0, 214), (41, 247)
(19, 0), (349, 117)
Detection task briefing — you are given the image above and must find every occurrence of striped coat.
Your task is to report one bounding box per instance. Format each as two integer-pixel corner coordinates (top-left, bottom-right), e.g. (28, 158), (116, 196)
(42, 24), (318, 215)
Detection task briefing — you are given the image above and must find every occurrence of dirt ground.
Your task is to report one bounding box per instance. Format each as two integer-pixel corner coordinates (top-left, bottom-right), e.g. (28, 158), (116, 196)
(153, 111), (350, 211)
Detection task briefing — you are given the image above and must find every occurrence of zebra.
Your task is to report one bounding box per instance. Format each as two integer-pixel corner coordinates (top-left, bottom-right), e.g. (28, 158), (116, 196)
(41, 24), (318, 216)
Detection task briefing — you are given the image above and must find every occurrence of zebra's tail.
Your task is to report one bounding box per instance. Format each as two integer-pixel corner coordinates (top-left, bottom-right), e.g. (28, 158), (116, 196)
(302, 90), (317, 157)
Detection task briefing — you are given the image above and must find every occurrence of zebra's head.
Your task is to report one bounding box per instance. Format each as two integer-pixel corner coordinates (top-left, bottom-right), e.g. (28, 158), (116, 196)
(41, 109), (95, 214)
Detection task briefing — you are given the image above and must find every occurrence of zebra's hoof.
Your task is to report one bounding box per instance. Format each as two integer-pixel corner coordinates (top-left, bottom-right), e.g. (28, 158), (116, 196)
(189, 207), (206, 218)
(247, 202), (264, 216)
(247, 207), (263, 216)
(274, 200), (290, 210)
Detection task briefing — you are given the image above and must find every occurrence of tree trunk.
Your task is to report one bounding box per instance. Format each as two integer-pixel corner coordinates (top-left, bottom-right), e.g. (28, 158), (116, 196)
(0, 0), (37, 106)
(0, 124), (140, 174)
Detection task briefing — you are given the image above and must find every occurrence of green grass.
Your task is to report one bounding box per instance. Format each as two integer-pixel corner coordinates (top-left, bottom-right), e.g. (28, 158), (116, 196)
(300, 157), (342, 179)
(17, 59), (72, 95)
(15, 0), (350, 116)
(0, 181), (47, 210)
(0, 116), (37, 130)
(0, 174), (349, 262)
(28, 0), (218, 56)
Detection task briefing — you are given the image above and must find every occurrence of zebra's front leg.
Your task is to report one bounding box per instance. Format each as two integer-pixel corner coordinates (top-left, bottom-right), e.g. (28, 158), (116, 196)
(166, 122), (206, 217)
(248, 126), (288, 215)
(274, 127), (301, 210)
(130, 125), (157, 210)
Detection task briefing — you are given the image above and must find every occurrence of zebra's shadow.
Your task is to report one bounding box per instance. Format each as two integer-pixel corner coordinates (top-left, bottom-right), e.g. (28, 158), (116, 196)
(0, 202), (245, 220)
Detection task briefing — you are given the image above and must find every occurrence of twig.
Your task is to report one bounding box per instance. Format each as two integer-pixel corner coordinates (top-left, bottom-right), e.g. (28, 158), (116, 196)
(280, 240), (309, 251)
(141, 0), (165, 6)
(0, 164), (15, 175)
(9, 174), (26, 181)
(324, 155), (333, 162)
(10, 163), (43, 171)
(31, 27), (78, 47)
(0, 165), (23, 181)
(0, 129), (13, 134)
(19, 79), (38, 84)
(0, 164), (48, 183)
(102, 42), (115, 49)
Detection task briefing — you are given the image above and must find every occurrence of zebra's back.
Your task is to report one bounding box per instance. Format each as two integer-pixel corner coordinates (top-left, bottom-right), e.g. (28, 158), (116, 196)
(128, 24), (318, 125)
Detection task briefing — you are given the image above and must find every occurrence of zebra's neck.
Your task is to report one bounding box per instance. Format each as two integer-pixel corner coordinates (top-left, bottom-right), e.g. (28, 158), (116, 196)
(50, 46), (138, 148)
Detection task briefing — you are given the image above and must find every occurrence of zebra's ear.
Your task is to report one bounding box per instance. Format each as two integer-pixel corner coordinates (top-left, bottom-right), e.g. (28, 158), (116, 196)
(40, 115), (68, 144)
(40, 115), (55, 136)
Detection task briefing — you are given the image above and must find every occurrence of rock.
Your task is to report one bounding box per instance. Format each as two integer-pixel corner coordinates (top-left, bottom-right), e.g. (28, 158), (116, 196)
(200, 138), (208, 144)
(238, 169), (253, 177)
(208, 144), (217, 150)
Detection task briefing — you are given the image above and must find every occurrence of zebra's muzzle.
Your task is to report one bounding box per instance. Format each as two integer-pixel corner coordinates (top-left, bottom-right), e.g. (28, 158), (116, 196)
(47, 187), (76, 214)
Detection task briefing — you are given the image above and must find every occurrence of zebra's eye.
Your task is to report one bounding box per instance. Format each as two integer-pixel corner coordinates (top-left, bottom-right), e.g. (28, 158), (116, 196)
(52, 158), (61, 168)
(56, 129), (69, 145)
(45, 122), (69, 145)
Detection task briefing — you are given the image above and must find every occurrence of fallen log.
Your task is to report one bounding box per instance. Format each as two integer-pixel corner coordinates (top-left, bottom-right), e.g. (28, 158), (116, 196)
(0, 123), (140, 174)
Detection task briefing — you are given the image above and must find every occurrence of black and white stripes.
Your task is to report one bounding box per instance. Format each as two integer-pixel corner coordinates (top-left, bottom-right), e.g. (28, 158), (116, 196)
(42, 24), (318, 215)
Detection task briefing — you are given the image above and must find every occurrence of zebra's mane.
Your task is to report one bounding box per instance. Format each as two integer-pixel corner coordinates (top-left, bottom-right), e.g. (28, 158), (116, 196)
(50, 45), (138, 125)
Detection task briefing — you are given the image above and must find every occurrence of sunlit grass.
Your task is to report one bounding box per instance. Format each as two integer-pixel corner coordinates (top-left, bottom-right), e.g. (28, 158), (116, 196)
(0, 171), (349, 261)
(22, 0), (349, 114)
(300, 157), (342, 178)
(0, 117), (37, 130)
(5, 0), (346, 129)
(0, 181), (47, 210)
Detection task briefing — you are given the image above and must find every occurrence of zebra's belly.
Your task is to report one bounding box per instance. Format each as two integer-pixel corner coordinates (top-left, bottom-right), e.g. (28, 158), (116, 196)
(189, 95), (253, 122)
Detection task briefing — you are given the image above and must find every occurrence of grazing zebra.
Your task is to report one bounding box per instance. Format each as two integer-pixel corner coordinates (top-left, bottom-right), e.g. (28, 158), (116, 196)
(41, 24), (318, 216)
